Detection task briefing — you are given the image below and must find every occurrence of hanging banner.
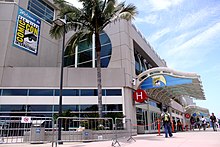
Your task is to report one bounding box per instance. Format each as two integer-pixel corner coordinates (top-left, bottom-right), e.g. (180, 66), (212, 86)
(13, 7), (41, 55)
(140, 75), (192, 90)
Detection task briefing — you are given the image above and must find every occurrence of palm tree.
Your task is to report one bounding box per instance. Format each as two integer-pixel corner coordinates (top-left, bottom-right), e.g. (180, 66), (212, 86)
(50, 0), (138, 117)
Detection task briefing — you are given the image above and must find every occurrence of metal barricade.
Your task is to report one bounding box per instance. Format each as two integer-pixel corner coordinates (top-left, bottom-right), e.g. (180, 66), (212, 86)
(0, 116), (54, 144)
(54, 117), (114, 145)
(112, 118), (136, 147)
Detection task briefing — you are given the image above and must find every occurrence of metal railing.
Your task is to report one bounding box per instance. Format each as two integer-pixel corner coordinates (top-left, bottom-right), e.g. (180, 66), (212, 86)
(54, 117), (114, 145)
(0, 116), (54, 144)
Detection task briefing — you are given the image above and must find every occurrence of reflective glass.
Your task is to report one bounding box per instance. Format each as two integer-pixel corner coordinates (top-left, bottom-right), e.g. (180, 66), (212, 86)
(99, 44), (112, 57)
(77, 61), (92, 67)
(100, 56), (111, 67)
(100, 33), (111, 44)
(2, 89), (27, 96)
(106, 89), (122, 96)
(81, 89), (97, 96)
(28, 0), (54, 24)
(80, 105), (98, 111)
(104, 104), (122, 111)
(55, 89), (79, 96)
(78, 40), (92, 52)
(64, 55), (75, 67)
(78, 50), (92, 63)
(54, 105), (79, 111)
(0, 105), (26, 112)
(26, 105), (53, 111)
(29, 89), (53, 96)
(64, 32), (112, 68)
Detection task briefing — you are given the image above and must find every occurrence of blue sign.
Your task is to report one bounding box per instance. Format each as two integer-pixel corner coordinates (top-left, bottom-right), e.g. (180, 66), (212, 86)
(140, 75), (192, 90)
(36, 128), (41, 134)
(192, 113), (197, 117)
(13, 7), (41, 55)
(84, 132), (89, 136)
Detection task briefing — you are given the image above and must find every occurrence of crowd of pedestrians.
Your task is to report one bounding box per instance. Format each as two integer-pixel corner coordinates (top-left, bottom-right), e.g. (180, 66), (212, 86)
(189, 112), (219, 131)
(160, 109), (219, 138)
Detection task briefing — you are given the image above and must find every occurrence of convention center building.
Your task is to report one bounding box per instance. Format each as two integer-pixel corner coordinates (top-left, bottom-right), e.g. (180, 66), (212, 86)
(0, 0), (208, 133)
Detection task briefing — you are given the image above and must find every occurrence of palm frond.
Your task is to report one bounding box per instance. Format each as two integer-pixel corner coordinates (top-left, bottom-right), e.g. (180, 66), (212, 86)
(118, 4), (138, 20)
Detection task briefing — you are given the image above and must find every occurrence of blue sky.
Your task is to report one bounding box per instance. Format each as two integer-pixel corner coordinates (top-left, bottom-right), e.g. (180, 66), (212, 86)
(67, 0), (220, 117)
(126, 0), (220, 118)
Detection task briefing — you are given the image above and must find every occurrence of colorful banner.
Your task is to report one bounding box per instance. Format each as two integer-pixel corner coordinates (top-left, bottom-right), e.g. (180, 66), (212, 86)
(13, 7), (41, 55)
(140, 75), (192, 90)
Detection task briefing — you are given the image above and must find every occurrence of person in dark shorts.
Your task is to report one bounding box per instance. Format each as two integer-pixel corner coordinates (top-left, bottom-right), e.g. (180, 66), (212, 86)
(210, 113), (217, 131)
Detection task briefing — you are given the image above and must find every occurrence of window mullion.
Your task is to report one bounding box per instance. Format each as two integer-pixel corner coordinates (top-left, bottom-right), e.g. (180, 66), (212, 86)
(75, 46), (78, 68)
(92, 34), (95, 68)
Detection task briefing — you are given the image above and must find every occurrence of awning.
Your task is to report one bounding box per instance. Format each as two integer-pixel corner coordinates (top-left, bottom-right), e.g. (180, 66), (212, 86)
(185, 105), (209, 117)
(135, 67), (205, 104)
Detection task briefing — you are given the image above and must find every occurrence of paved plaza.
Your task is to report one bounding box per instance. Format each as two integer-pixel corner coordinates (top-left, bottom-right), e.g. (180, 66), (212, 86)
(1, 128), (220, 147)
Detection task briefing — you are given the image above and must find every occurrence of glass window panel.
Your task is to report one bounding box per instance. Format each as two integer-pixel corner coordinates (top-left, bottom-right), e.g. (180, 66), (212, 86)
(78, 50), (92, 63)
(97, 44), (112, 57)
(2, 89), (27, 96)
(29, 89), (53, 96)
(28, 0), (54, 23)
(0, 105), (26, 112)
(80, 105), (98, 111)
(54, 105), (79, 111)
(26, 105), (52, 111)
(81, 89), (97, 96)
(106, 89), (122, 96)
(64, 54), (75, 67)
(78, 40), (92, 52)
(100, 33), (110, 45)
(102, 89), (106, 96)
(77, 61), (92, 67)
(134, 53), (141, 75)
(55, 89), (79, 96)
(31, 2), (45, 15)
(100, 56), (111, 67)
(28, 113), (52, 117)
(104, 104), (122, 111)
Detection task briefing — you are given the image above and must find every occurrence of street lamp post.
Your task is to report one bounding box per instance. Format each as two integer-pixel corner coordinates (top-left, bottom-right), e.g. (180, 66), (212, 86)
(53, 15), (66, 144)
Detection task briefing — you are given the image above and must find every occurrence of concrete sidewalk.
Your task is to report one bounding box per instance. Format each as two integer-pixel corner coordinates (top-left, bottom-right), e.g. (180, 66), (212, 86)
(1, 128), (220, 147)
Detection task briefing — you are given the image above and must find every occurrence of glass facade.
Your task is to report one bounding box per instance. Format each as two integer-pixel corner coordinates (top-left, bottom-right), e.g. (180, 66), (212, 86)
(0, 88), (123, 117)
(0, 104), (123, 117)
(0, 89), (121, 96)
(28, 0), (54, 24)
(134, 51), (154, 75)
(64, 32), (112, 68)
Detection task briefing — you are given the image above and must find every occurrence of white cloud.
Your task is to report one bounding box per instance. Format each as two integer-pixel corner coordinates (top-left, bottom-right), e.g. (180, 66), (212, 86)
(168, 22), (220, 56)
(135, 15), (158, 24)
(177, 7), (218, 31)
(148, 0), (184, 11)
(149, 28), (170, 42)
(65, 0), (82, 8)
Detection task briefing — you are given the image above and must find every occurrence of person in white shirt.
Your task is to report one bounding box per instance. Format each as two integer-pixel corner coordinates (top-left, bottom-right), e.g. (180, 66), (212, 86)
(200, 116), (206, 131)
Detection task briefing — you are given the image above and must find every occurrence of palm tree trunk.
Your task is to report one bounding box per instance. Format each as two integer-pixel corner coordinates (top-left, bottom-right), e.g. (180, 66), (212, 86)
(95, 32), (102, 117)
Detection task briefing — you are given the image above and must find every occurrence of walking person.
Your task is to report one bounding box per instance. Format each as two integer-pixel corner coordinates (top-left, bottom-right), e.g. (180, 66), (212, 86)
(201, 116), (206, 131)
(190, 116), (196, 131)
(161, 108), (173, 138)
(210, 113), (217, 131)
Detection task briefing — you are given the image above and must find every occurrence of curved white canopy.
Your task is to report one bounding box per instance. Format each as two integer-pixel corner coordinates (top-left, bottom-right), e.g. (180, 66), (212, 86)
(135, 67), (205, 105)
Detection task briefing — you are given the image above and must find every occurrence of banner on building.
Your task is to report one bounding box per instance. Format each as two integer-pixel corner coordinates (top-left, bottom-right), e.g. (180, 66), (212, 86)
(140, 75), (192, 90)
(13, 7), (41, 55)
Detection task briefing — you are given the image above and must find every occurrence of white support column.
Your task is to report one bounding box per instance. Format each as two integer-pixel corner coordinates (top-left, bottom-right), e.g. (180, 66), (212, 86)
(75, 46), (78, 68)
(92, 34), (95, 68)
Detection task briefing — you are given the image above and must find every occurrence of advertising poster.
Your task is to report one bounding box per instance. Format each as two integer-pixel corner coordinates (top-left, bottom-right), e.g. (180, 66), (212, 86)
(13, 7), (41, 55)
